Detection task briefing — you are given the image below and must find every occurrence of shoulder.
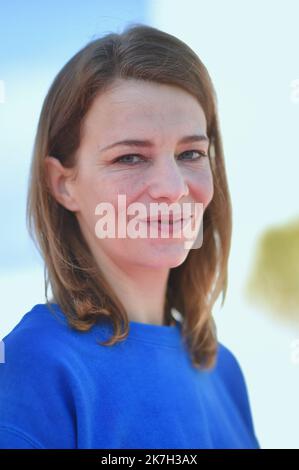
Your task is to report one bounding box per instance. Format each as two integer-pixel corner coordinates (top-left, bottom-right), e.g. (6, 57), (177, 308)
(1, 303), (72, 364)
(215, 341), (249, 395)
(0, 303), (78, 393)
(215, 341), (257, 436)
(2, 302), (69, 339)
(0, 303), (79, 448)
(216, 341), (245, 376)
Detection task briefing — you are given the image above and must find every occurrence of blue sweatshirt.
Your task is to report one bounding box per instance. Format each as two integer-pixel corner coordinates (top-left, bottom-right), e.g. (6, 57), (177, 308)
(0, 303), (260, 449)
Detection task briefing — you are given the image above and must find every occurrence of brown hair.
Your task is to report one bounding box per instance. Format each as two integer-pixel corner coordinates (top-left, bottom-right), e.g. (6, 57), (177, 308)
(26, 24), (232, 370)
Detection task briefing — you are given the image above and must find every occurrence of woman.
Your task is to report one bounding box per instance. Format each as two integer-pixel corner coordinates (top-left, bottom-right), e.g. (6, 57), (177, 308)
(0, 24), (260, 449)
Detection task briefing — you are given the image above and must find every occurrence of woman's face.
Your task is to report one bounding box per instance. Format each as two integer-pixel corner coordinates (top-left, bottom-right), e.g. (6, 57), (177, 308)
(49, 78), (214, 270)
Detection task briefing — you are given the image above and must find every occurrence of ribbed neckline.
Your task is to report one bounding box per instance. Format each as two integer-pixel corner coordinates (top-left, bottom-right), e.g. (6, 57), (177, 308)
(44, 302), (184, 348)
(125, 318), (183, 347)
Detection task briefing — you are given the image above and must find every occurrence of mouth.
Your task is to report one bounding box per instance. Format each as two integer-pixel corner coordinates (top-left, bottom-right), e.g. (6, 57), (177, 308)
(141, 215), (194, 224)
(134, 214), (196, 238)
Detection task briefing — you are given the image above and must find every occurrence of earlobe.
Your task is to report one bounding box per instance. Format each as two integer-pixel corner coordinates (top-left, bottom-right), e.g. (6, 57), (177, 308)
(44, 156), (79, 212)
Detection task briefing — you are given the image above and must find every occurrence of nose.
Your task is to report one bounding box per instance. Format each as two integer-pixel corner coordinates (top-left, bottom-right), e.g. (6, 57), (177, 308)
(147, 157), (189, 202)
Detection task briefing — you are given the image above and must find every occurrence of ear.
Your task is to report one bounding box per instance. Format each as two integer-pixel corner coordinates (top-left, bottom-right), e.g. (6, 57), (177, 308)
(44, 156), (80, 212)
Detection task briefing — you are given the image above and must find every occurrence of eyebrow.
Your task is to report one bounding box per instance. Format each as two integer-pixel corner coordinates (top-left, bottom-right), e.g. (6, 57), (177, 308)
(98, 134), (210, 154)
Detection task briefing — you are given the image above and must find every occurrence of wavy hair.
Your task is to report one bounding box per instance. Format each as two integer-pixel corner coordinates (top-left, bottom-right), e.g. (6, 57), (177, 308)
(26, 24), (232, 370)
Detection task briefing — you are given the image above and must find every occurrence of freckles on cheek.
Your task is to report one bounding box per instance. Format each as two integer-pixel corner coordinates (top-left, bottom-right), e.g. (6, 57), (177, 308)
(189, 171), (214, 207)
(111, 175), (146, 200)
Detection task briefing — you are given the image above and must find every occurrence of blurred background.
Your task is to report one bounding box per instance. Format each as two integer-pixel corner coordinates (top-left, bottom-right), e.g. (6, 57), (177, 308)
(0, 0), (298, 449)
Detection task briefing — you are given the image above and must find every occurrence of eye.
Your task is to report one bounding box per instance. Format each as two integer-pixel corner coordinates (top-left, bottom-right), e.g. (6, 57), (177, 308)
(113, 150), (208, 166)
(178, 150), (208, 161)
(113, 154), (145, 165)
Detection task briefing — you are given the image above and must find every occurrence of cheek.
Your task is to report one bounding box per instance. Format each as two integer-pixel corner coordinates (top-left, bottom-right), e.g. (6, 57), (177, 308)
(75, 172), (138, 237)
(75, 168), (120, 209)
(72, 173), (112, 236)
(105, 173), (146, 215)
(76, 181), (103, 214)
(188, 166), (214, 210)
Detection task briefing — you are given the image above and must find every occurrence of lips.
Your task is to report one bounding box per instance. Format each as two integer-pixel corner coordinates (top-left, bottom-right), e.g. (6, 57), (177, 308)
(152, 219), (181, 225)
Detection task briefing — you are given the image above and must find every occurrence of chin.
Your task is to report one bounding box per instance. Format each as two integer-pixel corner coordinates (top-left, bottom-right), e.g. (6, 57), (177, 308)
(136, 246), (190, 269)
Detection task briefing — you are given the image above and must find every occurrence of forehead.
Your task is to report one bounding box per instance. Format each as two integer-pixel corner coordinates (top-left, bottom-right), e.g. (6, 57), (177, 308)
(81, 79), (207, 141)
